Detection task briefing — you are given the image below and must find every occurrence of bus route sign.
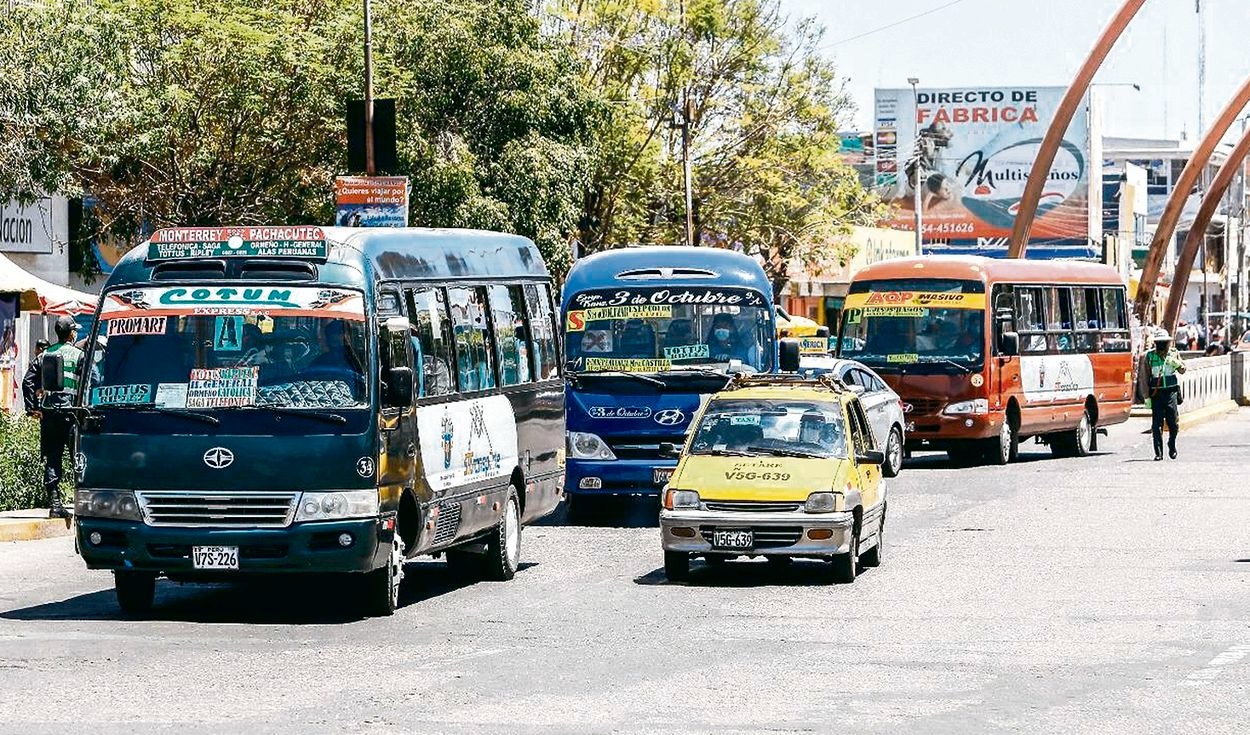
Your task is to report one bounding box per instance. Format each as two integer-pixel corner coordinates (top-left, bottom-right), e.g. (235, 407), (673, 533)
(147, 227), (329, 260)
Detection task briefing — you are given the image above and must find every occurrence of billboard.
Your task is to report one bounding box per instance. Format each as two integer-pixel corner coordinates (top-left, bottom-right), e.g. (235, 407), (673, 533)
(335, 176), (409, 228)
(874, 87), (1091, 249)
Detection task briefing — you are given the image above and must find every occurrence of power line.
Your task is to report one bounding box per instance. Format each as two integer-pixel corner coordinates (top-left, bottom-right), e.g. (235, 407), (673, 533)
(823, 0), (970, 49)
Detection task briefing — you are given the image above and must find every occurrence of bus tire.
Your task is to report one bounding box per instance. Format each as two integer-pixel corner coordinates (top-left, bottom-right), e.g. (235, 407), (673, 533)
(983, 419), (1016, 465)
(114, 571), (156, 616)
(483, 488), (521, 581)
(1051, 409), (1093, 458)
(364, 533), (405, 617)
(664, 551), (690, 582)
(883, 427), (904, 477)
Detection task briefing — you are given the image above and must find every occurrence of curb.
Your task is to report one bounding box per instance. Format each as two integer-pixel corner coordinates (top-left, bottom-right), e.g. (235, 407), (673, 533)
(1179, 400), (1239, 430)
(0, 516), (74, 543)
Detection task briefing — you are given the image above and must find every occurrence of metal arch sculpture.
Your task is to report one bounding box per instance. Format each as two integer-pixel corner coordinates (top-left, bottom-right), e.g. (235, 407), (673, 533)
(1161, 125), (1250, 331)
(1133, 74), (1250, 322)
(1007, 0), (1146, 259)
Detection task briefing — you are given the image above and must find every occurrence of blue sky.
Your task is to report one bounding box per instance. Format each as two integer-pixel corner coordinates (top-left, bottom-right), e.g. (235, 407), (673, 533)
(780, 0), (1250, 142)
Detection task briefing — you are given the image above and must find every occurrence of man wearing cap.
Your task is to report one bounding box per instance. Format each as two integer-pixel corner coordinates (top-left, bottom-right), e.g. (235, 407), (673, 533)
(21, 338), (50, 417)
(40, 316), (83, 518)
(1137, 329), (1187, 461)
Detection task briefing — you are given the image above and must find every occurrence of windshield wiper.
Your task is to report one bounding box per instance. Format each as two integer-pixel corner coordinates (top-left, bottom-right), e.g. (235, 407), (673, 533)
(922, 358), (973, 374)
(695, 448), (761, 457)
(666, 367), (731, 379)
(119, 406), (220, 425)
(253, 405), (348, 425)
(747, 445), (826, 459)
(568, 370), (666, 387)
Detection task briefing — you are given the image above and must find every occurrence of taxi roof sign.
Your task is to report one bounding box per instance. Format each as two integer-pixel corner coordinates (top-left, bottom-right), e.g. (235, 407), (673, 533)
(146, 226), (329, 261)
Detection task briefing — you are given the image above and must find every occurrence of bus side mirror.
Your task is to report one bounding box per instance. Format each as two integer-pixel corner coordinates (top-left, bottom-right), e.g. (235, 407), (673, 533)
(1000, 332), (1020, 357)
(779, 339), (801, 372)
(658, 442), (680, 458)
(385, 367), (414, 407)
(816, 326), (830, 338)
(41, 353), (64, 392)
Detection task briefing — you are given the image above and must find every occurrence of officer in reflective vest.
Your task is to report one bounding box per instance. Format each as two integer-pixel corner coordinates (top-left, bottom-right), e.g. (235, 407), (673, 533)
(1137, 329), (1186, 461)
(40, 316), (83, 518)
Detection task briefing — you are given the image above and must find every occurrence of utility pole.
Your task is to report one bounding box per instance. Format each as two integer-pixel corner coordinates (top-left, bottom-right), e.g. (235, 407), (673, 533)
(679, 0), (694, 247)
(908, 78), (923, 252)
(363, 0), (376, 176)
(1197, 0), (1208, 329)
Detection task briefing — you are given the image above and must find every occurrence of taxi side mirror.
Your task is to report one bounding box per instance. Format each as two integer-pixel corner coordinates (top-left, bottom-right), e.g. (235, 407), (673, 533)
(41, 353), (64, 393)
(779, 339), (801, 372)
(856, 449), (885, 465)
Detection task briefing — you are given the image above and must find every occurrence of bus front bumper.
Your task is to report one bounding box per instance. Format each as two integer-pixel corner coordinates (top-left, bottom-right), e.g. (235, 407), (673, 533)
(905, 413), (1002, 444)
(566, 458), (674, 497)
(75, 516), (391, 575)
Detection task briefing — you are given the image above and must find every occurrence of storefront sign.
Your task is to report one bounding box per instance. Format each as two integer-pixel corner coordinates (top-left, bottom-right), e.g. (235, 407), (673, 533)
(0, 197), (66, 255)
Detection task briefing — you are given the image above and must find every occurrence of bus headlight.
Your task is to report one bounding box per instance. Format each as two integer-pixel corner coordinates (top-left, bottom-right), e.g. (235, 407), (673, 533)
(75, 490), (144, 521)
(295, 491), (379, 522)
(943, 399), (989, 416)
(567, 432), (617, 460)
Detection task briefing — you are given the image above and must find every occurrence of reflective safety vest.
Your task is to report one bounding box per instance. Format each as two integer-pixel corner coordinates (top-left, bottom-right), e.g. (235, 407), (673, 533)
(45, 341), (84, 392)
(1147, 350), (1181, 391)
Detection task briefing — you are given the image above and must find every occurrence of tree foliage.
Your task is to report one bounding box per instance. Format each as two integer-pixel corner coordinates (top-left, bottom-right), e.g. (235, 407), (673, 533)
(0, 0), (600, 275)
(547, 0), (884, 294)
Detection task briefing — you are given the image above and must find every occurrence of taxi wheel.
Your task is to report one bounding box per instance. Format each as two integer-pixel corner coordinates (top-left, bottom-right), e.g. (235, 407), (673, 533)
(664, 551), (690, 582)
(830, 531), (859, 583)
(114, 571), (156, 616)
(861, 511), (884, 568)
(883, 427), (904, 477)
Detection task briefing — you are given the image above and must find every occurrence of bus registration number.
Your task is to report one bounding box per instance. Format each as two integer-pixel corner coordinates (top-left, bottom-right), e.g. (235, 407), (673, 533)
(653, 468), (674, 485)
(192, 546), (239, 570)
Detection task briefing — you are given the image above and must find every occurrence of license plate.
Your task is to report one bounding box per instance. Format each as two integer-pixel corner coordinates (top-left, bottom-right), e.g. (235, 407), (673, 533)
(712, 529), (753, 550)
(654, 467), (674, 485)
(905, 421), (916, 433)
(192, 545), (239, 570)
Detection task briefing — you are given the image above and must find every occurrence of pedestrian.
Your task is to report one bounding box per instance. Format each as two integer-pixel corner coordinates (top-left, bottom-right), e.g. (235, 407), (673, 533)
(40, 317), (83, 518)
(1137, 329), (1186, 461)
(21, 339), (49, 417)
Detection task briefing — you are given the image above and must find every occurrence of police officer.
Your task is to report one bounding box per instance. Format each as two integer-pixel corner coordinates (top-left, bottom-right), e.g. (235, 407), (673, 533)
(41, 317), (83, 518)
(1138, 329), (1186, 461)
(21, 339), (49, 417)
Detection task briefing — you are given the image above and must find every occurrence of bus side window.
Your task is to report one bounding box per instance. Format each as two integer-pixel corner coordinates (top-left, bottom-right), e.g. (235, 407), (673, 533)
(1016, 287), (1048, 353)
(1099, 288), (1130, 353)
(523, 283), (559, 381)
(406, 288), (455, 398)
(448, 287), (497, 392)
(1051, 288), (1075, 354)
(488, 285), (532, 387)
(1071, 287), (1099, 353)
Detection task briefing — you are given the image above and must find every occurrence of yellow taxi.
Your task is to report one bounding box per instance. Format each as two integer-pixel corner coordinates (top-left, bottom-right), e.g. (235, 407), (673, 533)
(659, 374), (887, 583)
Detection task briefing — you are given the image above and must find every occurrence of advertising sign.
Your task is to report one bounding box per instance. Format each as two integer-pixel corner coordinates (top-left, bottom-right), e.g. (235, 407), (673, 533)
(147, 226), (328, 260)
(874, 86), (1090, 245)
(335, 176), (409, 228)
(0, 197), (66, 255)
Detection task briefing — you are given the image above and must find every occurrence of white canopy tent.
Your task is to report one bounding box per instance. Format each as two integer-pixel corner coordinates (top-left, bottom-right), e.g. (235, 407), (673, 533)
(0, 252), (95, 316)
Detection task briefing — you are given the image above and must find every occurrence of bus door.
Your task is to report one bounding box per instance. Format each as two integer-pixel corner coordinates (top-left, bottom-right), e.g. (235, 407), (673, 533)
(378, 297), (419, 527)
(991, 286), (1016, 410)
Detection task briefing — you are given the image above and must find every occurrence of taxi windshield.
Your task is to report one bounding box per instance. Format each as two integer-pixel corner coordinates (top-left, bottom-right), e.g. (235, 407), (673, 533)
(85, 285), (369, 410)
(690, 398), (847, 459)
(564, 287), (772, 374)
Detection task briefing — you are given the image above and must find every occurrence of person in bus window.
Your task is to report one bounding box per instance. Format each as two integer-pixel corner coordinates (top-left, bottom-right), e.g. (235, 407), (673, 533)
(706, 313), (758, 365)
(664, 319), (693, 350)
(619, 319), (655, 357)
(916, 319), (941, 352)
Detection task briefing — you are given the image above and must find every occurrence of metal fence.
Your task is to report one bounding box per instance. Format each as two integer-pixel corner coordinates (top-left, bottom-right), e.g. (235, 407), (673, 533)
(1176, 355), (1233, 414)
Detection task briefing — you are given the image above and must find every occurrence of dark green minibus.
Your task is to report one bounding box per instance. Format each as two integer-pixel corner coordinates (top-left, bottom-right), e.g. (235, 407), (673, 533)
(58, 226), (564, 616)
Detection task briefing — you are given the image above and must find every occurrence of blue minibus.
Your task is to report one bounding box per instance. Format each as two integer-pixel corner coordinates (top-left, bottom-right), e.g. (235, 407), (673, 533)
(561, 246), (793, 514)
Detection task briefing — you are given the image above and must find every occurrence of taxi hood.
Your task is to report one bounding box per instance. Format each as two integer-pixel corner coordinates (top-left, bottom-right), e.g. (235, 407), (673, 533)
(670, 454), (853, 502)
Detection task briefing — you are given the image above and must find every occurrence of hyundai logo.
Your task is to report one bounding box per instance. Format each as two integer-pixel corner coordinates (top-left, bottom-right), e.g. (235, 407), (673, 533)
(654, 409), (686, 426)
(203, 447), (234, 469)
(901, 403), (914, 414)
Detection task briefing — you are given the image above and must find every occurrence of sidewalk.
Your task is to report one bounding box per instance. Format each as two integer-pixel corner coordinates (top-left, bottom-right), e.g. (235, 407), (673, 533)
(0, 509), (74, 543)
(1129, 399), (1239, 430)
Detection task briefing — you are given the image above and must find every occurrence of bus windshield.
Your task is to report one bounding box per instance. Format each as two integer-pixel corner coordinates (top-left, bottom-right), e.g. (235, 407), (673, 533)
(564, 286), (773, 374)
(839, 278), (985, 369)
(86, 285), (369, 410)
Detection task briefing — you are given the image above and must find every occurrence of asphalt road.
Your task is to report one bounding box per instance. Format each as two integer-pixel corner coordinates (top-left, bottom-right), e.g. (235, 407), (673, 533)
(2, 412), (1249, 734)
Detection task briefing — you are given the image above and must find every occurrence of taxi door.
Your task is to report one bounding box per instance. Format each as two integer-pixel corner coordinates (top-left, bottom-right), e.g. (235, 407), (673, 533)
(846, 398), (882, 514)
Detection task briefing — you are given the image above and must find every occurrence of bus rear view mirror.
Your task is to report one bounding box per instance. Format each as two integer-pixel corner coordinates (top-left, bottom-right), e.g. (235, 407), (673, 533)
(41, 353), (64, 393)
(816, 326), (830, 338)
(385, 366), (414, 407)
(779, 339), (801, 372)
(1000, 331), (1020, 357)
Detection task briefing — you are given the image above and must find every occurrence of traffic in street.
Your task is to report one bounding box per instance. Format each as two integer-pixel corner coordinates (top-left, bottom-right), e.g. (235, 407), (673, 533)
(1, 411), (1247, 733)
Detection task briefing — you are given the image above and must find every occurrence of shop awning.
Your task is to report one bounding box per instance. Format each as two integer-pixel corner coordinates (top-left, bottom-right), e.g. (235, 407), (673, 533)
(0, 253), (96, 316)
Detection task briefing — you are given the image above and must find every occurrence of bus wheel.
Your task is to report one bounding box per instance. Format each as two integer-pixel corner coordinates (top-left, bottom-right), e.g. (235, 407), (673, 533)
(483, 488), (521, 581)
(1052, 410), (1093, 458)
(883, 427), (904, 477)
(114, 571), (156, 616)
(364, 534), (405, 617)
(983, 420), (1016, 465)
(664, 551), (690, 582)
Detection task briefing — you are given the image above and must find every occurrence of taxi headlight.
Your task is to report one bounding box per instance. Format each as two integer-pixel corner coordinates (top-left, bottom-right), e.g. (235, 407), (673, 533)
(664, 489), (701, 510)
(567, 431), (617, 460)
(294, 490), (379, 522)
(75, 490), (143, 521)
(804, 492), (839, 514)
(943, 399), (989, 416)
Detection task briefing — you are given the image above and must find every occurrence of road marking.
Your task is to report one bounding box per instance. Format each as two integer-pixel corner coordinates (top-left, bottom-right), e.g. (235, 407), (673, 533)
(1181, 644), (1250, 686)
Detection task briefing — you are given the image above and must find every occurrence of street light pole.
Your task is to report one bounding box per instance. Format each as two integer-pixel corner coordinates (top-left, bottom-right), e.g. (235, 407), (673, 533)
(363, 0), (376, 176)
(908, 77), (922, 252)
